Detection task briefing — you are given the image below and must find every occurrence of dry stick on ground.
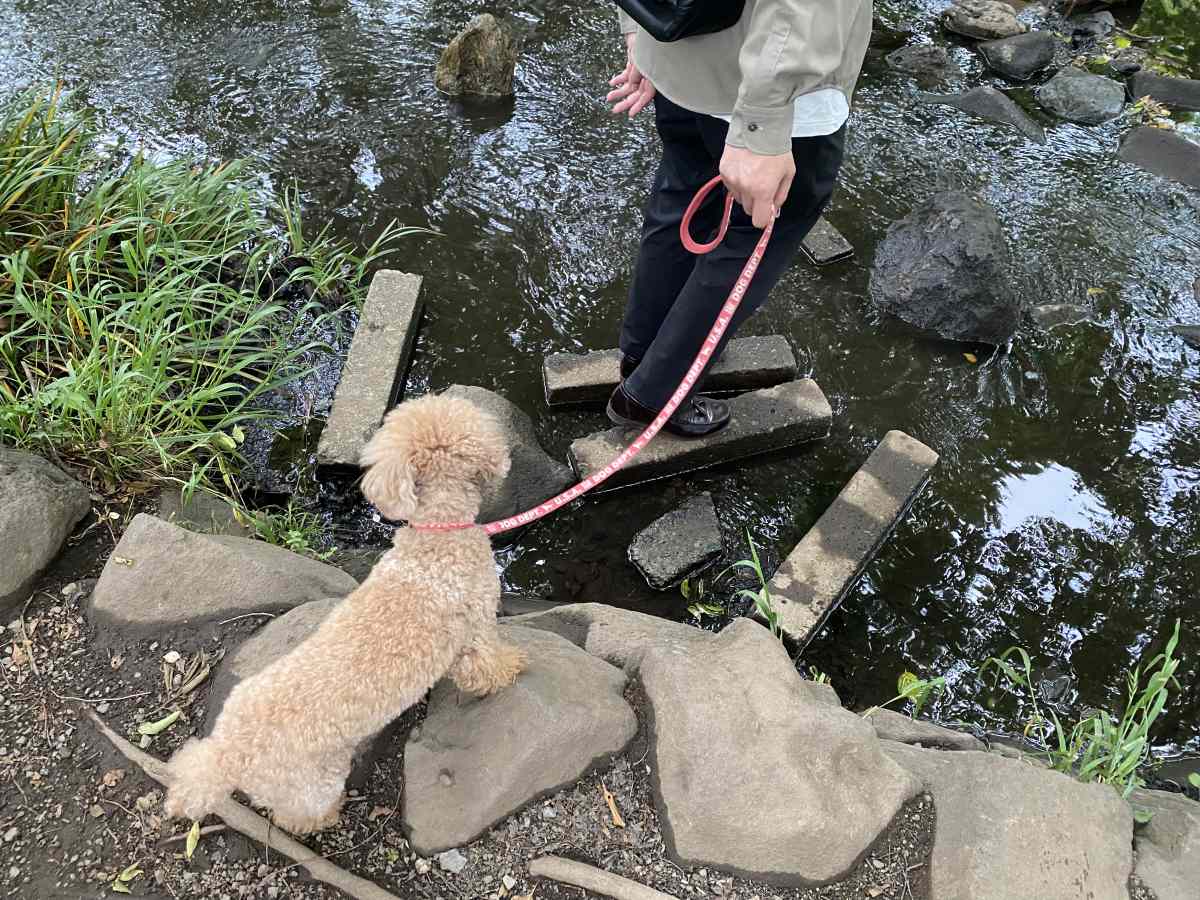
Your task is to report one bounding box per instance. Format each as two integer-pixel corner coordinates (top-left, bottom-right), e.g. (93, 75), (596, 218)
(82, 708), (404, 900)
(529, 856), (680, 900)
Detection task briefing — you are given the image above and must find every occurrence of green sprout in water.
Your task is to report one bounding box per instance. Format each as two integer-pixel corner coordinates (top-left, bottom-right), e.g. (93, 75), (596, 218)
(720, 530), (780, 639)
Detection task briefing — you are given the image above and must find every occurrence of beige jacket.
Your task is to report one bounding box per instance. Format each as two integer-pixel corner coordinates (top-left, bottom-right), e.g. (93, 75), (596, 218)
(617, 0), (872, 155)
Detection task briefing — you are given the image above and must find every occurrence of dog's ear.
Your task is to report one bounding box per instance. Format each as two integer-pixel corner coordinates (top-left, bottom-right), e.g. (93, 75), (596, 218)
(474, 416), (512, 484)
(360, 414), (418, 521)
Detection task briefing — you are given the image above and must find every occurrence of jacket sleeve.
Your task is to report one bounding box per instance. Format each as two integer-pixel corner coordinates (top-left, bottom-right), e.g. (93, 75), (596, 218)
(727, 0), (864, 155)
(617, 8), (638, 34)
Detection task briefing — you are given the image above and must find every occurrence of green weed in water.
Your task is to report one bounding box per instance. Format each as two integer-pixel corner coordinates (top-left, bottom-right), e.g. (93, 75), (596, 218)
(720, 530), (780, 638)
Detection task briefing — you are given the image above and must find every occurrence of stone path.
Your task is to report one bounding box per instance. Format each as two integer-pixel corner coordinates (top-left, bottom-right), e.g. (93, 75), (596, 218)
(765, 431), (939, 647)
(317, 270), (423, 467)
(542, 335), (797, 406)
(569, 380), (832, 491)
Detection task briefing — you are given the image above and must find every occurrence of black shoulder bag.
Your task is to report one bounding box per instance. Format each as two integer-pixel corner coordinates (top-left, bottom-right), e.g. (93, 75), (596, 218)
(616, 0), (747, 42)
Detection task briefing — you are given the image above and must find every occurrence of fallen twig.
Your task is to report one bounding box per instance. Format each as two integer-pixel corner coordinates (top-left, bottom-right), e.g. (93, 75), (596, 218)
(159, 824), (226, 847)
(529, 856), (679, 900)
(217, 612), (277, 625)
(82, 708), (404, 900)
(52, 690), (152, 704)
(19, 596), (40, 679)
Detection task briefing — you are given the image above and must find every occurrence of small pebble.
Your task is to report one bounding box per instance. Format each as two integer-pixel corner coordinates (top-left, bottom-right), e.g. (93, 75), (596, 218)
(96, 703), (109, 714)
(163, 651), (181, 665)
(3, 827), (18, 842)
(8, 867), (19, 879)
(414, 858), (431, 875)
(439, 771), (454, 787)
(89, 805), (105, 818)
(502, 875), (517, 891)
(541, 805), (558, 820)
(437, 849), (467, 874)
(139, 735), (152, 750)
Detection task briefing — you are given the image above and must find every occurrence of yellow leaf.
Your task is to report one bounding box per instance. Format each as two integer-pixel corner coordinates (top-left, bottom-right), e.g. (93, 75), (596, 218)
(1087, 287), (1104, 296)
(137, 710), (181, 736)
(601, 782), (625, 828)
(185, 820), (200, 860)
(117, 864), (142, 882)
(110, 881), (131, 894)
(111, 557), (134, 567)
(963, 352), (978, 364)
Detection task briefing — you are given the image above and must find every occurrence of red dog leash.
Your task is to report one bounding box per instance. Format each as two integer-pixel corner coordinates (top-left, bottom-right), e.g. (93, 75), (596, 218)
(418, 176), (774, 535)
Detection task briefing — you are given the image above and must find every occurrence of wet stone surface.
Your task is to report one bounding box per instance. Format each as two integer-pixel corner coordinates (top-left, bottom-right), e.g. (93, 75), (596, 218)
(627, 492), (723, 589)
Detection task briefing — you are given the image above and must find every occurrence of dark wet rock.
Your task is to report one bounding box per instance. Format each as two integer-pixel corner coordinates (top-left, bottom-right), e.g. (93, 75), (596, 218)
(435, 14), (519, 98)
(1069, 10), (1115, 45)
(887, 743), (1134, 899)
(977, 31), (1056, 81)
(442, 385), (573, 526)
(1119, 127), (1200, 191)
(885, 43), (961, 79)
(1171, 325), (1200, 350)
(328, 546), (386, 583)
(641, 619), (920, 884)
(942, 0), (1026, 40)
(801, 216), (856, 265)
(1130, 788), (1200, 900)
(919, 86), (1046, 143)
(865, 709), (985, 751)
(765, 431), (938, 648)
(870, 192), (1020, 345)
(1035, 67), (1125, 124)
(498, 593), (559, 617)
(0, 449), (91, 613)
(1036, 672), (1074, 703)
(88, 514), (358, 635)
(1110, 52), (1144, 77)
(569, 380), (831, 491)
(628, 493), (723, 590)
(403, 626), (637, 854)
(1032, 303), (1092, 329)
(157, 487), (250, 538)
(1130, 71), (1200, 113)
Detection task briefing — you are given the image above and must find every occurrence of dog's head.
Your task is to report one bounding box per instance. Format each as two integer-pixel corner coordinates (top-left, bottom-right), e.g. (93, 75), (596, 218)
(359, 393), (511, 522)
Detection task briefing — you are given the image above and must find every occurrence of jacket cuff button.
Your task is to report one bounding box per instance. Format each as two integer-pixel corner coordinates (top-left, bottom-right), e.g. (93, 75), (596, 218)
(747, 122), (759, 132)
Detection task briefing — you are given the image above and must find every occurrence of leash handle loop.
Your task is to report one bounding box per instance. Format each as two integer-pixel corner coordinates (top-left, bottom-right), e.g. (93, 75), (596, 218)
(680, 175), (734, 254)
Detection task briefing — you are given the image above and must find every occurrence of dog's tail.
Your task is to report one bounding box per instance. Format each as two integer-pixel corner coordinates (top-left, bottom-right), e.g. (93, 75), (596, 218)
(163, 737), (235, 821)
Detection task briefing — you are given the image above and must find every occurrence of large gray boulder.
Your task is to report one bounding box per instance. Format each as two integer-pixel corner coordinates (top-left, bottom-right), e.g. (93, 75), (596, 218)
(88, 514), (358, 636)
(1130, 788), (1200, 900)
(870, 192), (1020, 345)
(0, 449), (91, 613)
(942, 0), (1027, 40)
(977, 31), (1056, 81)
(886, 743), (1134, 899)
(443, 385), (573, 528)
(1035, 67), (1125, 124)
(919, 87), (1046, 144)
(640, 619), (920, 885)
(403, 626), (637, 854)
(627, 493), (723, 590)
(434, 14), (518, 98)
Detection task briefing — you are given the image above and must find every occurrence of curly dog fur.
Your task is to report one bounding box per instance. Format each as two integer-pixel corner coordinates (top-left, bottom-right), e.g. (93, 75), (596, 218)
(164, 394), (528, 834)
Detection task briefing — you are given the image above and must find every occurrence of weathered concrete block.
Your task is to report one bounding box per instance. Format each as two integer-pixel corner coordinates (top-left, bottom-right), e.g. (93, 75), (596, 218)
(628, 493), (723, 589)
(568, 380), (831, 492)
(800, 217), (855, 266)
(317, 270), (423, 467)
(765, 430), (938, 647)
(542, 335), (797, 406)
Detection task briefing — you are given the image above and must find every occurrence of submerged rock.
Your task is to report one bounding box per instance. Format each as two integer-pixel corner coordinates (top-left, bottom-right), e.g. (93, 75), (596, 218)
(977, 31), (1056, 81)
(942, 0), (1027, 40)
(628, 493), (723, 590)
(403, 626), (637, 854)
(435, 14), (518, 98)
(0, 449), (91, 613)
(886, 43), (961, 80)
(870, 192), (1020, 345)
(1035, 67), (1125, 124)
(920, 86), (1046, 143)
(442, 385), (573, 527)
(1119, 127), (1200, 191)
(1032, 303), (1091, 329)
(1171, 325), (1200, 350)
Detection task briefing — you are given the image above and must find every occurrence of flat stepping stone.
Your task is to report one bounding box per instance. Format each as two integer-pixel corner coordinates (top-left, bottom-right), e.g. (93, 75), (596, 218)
(568, 379), (831, 492)
(542, 335), (796, 406)
(88, 514), (358, 637)
(640, 619), (920, 884)
(403, 625), (637, 855)
(764, 430), (938, 648)
(1130, 71), (1200, 112)
(1119, 126), (1200, 191)
(628, 493), (722, 589)
(886, 743), (1133, 900)
(800, 216), (854, 266)
(317, 270), (423, 467)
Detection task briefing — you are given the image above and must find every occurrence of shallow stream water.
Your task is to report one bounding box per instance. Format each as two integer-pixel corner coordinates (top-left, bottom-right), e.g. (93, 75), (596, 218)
(4, 0), (1199, 753)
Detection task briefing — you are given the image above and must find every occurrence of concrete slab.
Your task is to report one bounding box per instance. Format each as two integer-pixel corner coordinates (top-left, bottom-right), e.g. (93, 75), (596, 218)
(316, 270), (423, 467)
(801, 217), (855, 266)
(543, 335), (797, 406)
(628, 492), (723, 589)
(568, 379), (831, 492)
(764, 430), (938, 648)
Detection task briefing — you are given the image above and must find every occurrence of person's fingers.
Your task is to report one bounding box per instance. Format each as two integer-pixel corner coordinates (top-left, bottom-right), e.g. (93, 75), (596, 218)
(627, 81), (655, 117)
(772, 172), (793, 217)
(606, 81), (635, 103)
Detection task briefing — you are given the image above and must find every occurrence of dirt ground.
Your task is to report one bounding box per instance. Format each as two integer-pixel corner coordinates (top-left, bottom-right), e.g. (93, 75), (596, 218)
(0, 511), (938, 900)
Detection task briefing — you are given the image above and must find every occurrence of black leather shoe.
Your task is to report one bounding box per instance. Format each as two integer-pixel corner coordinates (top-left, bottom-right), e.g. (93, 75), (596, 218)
(619, 354), (640, 381)
(606, 384), (731, 438)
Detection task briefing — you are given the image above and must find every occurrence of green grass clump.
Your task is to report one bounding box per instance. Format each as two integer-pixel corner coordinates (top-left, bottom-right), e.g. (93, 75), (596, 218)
(0, 86), (421, 490)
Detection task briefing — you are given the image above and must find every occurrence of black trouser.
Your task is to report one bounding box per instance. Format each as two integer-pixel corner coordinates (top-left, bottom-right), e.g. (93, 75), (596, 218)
(619, 92), (846, 411)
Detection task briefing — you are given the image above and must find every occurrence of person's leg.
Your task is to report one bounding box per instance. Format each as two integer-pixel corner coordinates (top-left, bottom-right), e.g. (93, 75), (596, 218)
(621, 121), (846, 413)
(619, 94), (726, 364)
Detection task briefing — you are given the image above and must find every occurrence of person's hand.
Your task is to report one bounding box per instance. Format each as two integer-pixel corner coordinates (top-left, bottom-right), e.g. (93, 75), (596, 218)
(719, 145), (795, 230)
(607, 32), (655, 118)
